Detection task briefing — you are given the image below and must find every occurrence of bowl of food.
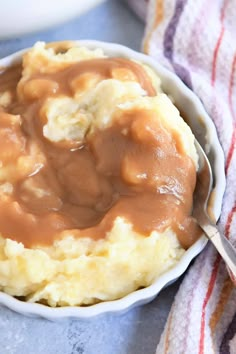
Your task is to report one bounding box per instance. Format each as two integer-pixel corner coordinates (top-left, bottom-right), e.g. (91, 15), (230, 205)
(0, 1), (106, 39)
(0, 40), (225, 319)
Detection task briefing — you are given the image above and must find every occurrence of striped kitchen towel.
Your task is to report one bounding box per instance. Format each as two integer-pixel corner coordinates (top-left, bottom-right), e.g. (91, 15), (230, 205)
(126, 0), (236, 353)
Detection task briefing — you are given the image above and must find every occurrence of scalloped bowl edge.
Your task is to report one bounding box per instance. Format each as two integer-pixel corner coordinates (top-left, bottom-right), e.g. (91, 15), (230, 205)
(0, 40), (226, 320)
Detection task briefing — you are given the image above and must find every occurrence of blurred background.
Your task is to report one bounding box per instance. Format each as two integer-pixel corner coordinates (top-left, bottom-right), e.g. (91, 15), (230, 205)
(0, 0), (147, 57)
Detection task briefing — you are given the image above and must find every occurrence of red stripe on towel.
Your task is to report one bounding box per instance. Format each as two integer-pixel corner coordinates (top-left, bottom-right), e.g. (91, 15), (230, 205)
(199, 254), (221, 354)
(225, 54), (236, 175)
(211, 0), (228, 85)
(225, 204), (236, 239)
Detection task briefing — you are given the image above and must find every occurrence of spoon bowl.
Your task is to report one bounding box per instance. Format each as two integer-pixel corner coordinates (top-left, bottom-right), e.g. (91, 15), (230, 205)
(193, 140), (236, 283)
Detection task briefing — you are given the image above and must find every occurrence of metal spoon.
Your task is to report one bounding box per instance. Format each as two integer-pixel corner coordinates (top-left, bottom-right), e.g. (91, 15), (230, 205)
(193, 140), (236, 283)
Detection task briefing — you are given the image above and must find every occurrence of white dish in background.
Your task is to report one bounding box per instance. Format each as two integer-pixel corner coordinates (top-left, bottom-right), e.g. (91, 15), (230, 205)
(0, 41), (226, 320)
(0, 0), (105, 39)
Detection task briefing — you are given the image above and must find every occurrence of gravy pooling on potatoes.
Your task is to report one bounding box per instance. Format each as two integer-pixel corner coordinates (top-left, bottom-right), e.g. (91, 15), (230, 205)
(0, 54), (201, 249)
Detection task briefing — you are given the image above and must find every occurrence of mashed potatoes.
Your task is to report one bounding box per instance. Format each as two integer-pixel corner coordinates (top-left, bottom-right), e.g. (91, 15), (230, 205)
(0, 42), (199, 306)
(1, 220), (183, 306)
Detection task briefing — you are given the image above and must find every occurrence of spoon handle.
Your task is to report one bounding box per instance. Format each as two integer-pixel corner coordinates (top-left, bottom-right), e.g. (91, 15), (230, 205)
(202, 223), (236, 285)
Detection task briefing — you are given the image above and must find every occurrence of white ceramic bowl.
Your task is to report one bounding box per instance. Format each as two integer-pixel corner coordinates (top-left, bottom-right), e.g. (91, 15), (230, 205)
(0, 0), (105, 39)
(0, 41), (226, 320)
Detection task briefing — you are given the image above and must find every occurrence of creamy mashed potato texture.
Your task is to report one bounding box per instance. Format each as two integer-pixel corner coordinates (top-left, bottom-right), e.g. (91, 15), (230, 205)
(0, 42), (199, 306)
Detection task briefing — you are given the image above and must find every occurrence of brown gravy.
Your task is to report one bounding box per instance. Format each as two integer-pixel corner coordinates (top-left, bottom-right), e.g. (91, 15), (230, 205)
(0, 55), (201, 248)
